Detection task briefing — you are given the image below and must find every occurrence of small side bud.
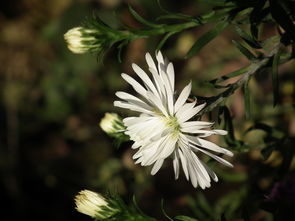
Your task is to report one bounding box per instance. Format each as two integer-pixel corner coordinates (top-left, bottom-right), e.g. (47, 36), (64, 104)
(64, 27), (99, 54)
(100, 113), (126, 136)
(75, 190), (119, 219)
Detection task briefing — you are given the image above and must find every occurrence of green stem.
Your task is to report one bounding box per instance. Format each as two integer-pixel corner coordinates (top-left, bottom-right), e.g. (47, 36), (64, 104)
(198, 42), (282, 115)
(123, 21), (198, 40)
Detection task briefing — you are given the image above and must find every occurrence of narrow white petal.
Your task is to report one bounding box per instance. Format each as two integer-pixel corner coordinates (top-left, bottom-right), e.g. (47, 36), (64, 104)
(149, 67), (166, 100)
(114, 101), (153, 114)
(173, 151), (180, 179)
(201, 161), (218, 182)
(156, 51), (165, 66)
(158, 135), (177, 159)
(212, 129), (228, 135)
(161, 71), (174, 115)
(191, 145), (233, 168)
(178, 103), (206, 123)
(166, 62), (175, 92)
(121, 73), (148, 98)
(177, 148), (189, 180)
(196, 138), (233, 156)
(146, 91), (168, 116)
(151, 159), (164, 175)
(145, 52), (158, 72)
(174, 82), (192, 113)
(132, 63), (160, 98)
(116, 91), (152, 110)
(181, 121), (214, 129)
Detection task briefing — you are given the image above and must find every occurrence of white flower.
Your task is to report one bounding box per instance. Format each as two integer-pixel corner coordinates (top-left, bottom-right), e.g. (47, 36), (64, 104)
(114, 51), (233, 189)
(75, 190), (118, 219)
(64, 27), (98, 54)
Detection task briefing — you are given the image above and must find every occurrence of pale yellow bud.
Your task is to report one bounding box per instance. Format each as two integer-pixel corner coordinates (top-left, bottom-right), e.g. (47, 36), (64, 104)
(100, 113), (125, 135)
(75, 190), (117, 219)
(64, 27), (97, 54)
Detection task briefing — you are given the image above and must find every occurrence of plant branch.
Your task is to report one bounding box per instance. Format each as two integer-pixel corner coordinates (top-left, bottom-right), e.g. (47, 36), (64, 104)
(199, 42), (282, 115)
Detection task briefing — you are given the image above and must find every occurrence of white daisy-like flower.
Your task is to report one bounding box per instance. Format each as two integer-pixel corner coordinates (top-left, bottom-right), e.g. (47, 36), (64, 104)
(114, 51), (233, 189)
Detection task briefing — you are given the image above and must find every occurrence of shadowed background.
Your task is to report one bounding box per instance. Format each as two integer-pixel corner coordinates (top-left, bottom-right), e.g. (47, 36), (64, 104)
(0, 0), (294, 220)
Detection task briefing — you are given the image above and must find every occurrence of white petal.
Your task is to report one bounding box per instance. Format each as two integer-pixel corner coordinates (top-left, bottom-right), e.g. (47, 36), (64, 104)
(160, 71), (174, 115)
(151, 159), (164, 175)
(174, 82), (192, 113)
(121, 73), (148, 99)
(145, 53), (158, 72)
(181, 121), (214, 129)
(166, 62), (175, 92)
(191, 145), (233, 168)
(201, 161), (218, 182)
(177, 147), (189, 180)
(132, 63), (160, 98)
(116, 91), (152, 110)
(178, 103), (206, 123)
(173, 151), (180, 179)
(196, 138), (233, 156)
(156, 51), (165, 67)
(114, 101), (153, 114)
(149, 67), (166, 100)
(146, 91), (168, 116)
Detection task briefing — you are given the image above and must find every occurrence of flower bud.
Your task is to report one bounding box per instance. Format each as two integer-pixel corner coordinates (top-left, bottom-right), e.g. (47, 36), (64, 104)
(100, 113), (125, 136)
(75, 190), (119, 219)
(64, 27), (99, 54)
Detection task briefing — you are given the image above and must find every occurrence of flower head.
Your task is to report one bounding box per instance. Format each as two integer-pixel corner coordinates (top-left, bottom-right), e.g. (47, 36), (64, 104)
(75, 190), (119, 219)
(64, 27), (100, 54)
(114, 51), (233, 189)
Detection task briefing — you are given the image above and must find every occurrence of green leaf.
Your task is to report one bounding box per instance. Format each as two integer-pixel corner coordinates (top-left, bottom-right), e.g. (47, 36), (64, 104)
(128, 5), (162, 28)
(272, 47), (281, 107)
(232, 40), (256, 60)
(175, 215), (199, 221)
(156, 31), (176, 50)
(186, 21), (229, 58)
(243, 77), (251, 119)
(234, 25), (261, 49)
(209, 66), (248, 85)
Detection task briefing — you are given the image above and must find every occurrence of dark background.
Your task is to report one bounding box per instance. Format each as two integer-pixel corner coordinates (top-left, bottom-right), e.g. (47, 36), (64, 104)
(0, 0), (294, 220)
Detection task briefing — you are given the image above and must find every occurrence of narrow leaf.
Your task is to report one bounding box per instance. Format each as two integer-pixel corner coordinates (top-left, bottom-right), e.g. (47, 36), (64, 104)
(272, 48), (281, 107)
(156, 31), (176, 50)
(232, 40), (256, 60)
(210, 66), (248, 85)
(243, 78), (251, 119)
(186, 21), (229, 58)
(175, 215), (199, 221)
(234, 25), (261, 49)
(128, 5), (162, 28)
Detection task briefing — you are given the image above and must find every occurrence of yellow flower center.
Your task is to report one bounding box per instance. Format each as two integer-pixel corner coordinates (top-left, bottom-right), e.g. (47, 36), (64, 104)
(165, 115), (180, 138)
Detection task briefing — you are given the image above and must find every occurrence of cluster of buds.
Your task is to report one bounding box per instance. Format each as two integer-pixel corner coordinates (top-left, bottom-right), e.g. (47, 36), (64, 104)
(75, 190), (119, 220)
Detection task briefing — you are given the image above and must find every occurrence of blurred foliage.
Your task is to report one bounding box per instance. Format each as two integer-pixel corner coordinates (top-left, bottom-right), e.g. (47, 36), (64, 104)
(0, 0), (294, 221)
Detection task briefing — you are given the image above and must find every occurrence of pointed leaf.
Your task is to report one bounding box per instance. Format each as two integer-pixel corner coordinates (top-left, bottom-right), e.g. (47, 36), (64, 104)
(186, 21), (229, 58)
(234, 25), (261, 49)
(128, 5), (162, 28)
(209, 66), (248, 85)
(232, 40), (256, 60)
(156, 31), (176, 50)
